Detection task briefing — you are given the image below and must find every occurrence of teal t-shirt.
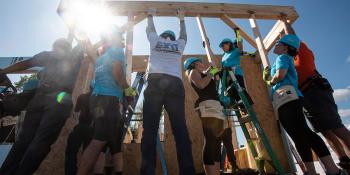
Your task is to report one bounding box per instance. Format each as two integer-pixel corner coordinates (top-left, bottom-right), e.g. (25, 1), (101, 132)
(270, 54), (303, 97)
(221, 48), (243, 76)
(92, 47), (125, 99)
(23, 79), (39, 92)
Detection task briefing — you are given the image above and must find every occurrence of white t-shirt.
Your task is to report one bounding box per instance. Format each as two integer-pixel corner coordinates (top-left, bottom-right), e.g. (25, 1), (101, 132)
(146, 32), (186, 79)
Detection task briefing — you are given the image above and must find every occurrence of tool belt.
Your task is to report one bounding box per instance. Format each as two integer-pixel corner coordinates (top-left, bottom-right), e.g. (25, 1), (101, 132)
(299, 71), (333, 93)
(0, 116), (17, 127)
(272, 85), (299, 117)
(196, 100), (229, 137)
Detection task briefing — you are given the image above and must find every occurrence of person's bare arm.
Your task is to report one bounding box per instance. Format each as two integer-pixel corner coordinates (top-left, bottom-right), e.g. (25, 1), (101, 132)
(177, 9), (187, 41)
(0, 52), (47, 75)
(112, 61), (129, 89)
(270, 69), (287, 84)
(188, 70), (212, 89)
(0, 60), (34, 74)
(146, 8), (157, 37)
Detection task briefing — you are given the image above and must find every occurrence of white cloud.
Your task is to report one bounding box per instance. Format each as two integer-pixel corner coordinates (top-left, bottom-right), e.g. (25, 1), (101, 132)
(333, 86), (350, 102)
(339, 109), (350, 118)
(347, 55), (350, 63)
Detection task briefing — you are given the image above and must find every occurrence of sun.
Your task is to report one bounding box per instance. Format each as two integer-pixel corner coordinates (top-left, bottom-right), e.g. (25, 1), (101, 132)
(60, 0), (126, 40)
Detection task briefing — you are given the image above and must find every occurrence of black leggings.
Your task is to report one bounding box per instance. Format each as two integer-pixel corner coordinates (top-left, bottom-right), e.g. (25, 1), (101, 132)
(278, 99), (330, 162)
(202, 127), (236, 165)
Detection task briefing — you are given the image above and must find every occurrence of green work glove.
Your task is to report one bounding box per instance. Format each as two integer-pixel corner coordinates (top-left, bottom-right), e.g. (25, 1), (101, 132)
(209, 67), (220, 76)
(264, 80), (275, 86)
(124, 87), (137, 97)
(262, 67), (271, 81)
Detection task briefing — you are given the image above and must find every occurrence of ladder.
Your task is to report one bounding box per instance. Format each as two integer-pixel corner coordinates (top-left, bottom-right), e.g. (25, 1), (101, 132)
(120, 72), (168, 175)
(220, 68), (285, 174)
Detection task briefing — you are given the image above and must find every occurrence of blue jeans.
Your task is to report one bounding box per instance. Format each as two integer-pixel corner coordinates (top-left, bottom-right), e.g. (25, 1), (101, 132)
(141, 74), (195, 175)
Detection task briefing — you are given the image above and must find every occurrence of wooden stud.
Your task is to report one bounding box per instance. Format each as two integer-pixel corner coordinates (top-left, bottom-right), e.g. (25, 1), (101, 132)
(263, 20), (286, 52)
(196, 15), (217, 67)
(125, 13), (134, 84)
(220, 14), (258, 49)
(105, 1), (299, 21)
(249, 13), (270, 68)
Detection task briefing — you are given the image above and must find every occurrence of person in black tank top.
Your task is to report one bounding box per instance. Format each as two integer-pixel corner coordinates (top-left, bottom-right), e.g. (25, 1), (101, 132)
(184, 57), (238, 174)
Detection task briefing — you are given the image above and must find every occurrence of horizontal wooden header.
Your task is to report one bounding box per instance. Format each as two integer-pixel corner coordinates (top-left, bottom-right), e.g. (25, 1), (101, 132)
(105, 1), (298, 20)
(131, 54), (254, 72)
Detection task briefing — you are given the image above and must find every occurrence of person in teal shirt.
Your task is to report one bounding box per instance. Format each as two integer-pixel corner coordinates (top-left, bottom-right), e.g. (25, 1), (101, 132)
(77, 25), (135, 175)
(219, 37), (253, 110)
(270, 54), (303, 97)
(264, 34), (346, 175)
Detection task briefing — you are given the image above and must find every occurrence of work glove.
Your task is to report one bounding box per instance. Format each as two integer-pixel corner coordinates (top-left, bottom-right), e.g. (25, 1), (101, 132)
(147, 8), (156, 16)
(177, 8), (185, 21)
(262, 66), (271, 81)
(209, 67), (220, 77)
(264, 80), (275, 86)
(124, 87), (137, 97)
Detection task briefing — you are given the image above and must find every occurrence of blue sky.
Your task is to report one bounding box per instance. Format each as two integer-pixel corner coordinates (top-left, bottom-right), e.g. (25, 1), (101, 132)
(0, 0), (349, 114)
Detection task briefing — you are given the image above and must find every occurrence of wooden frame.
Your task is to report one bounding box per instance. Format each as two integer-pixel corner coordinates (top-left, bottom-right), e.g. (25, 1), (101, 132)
(38, 1), (300, 174)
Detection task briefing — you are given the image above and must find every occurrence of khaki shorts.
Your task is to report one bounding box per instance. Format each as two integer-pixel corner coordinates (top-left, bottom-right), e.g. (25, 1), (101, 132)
(196, 100), (229, 137)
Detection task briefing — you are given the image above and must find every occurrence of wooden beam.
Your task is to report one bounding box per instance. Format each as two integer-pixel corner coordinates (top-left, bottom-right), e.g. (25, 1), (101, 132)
(105, 1), (299, 20)
(196, 15), (217, 67)
(131, 54), (252, 72)
(249, 13), (270, 68)
(220, 14), (257, 49)
(133, 14), (147, 25)
(125, 13), (134, 84)
(263, 20), (284, 52)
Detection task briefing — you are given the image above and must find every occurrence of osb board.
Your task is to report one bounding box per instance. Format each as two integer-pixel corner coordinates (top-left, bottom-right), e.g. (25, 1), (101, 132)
(240, 58), (291, 172)
(235, 147), (250, 169)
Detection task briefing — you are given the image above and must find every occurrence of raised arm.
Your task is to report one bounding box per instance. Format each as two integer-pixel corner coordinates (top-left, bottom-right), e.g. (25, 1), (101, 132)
(177, 9), (187, 42)
(235, 28), (243, 53)
(0, 52), (48, 75)
(146, 8), (157, 37)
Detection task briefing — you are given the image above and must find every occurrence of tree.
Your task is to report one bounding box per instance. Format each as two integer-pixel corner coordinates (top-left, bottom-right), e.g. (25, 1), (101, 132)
(14, 74), (37, 92)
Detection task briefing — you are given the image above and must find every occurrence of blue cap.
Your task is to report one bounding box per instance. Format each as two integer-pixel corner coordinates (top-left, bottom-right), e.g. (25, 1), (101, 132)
(278, 34), (300, 50)
(161, 30), (176, 39)
(184, 57), (202, 71)
(219, 38), (234, 48)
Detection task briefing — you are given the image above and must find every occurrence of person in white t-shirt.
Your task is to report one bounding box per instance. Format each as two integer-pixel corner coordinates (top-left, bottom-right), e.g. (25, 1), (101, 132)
(140, 8), (195, 175)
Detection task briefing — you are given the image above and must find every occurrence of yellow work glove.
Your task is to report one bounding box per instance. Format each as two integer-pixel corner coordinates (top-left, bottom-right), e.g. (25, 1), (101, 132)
(124, 87), (137, 97)
(265, 80), (275, 86)
(209, 67), (220, 77)
(262, 67), (271, 81)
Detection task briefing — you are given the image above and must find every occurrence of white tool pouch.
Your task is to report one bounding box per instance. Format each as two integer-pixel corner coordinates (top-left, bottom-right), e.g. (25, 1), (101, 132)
(196, 100), (226, 120)
(272, 85), (299, 118)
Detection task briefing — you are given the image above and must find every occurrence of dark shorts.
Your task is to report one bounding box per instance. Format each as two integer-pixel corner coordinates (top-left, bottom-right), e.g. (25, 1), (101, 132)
(90, 95), (123, 154)
(302, 84), (344, 132)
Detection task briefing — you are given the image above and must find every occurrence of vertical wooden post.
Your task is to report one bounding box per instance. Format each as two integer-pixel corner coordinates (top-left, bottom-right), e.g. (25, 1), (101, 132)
(196, 15), (217, 66)
(125, 12), (134, 84)
(249, 13), (270, 68)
